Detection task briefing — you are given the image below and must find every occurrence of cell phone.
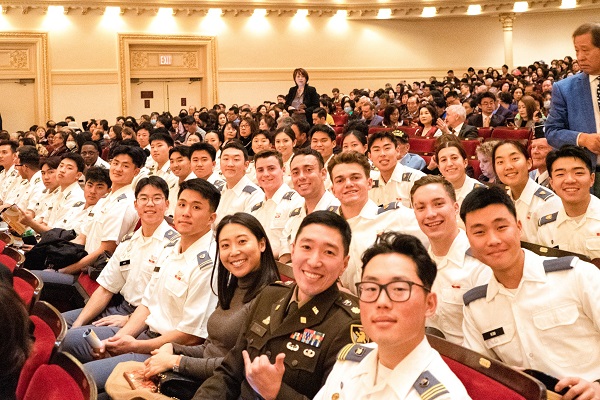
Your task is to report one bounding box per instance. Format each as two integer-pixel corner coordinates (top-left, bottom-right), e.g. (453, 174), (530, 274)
(523, 369), (568, 396)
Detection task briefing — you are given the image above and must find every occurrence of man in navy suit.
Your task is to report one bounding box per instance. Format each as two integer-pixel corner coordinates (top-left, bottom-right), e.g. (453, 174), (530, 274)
(467, 92), (507, 128)
(546, 23), (600, 194)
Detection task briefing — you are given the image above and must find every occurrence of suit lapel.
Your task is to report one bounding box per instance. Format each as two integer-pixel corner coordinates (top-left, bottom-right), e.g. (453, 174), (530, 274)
(576, 74), (597, 132)
(269, 288), (294, 332)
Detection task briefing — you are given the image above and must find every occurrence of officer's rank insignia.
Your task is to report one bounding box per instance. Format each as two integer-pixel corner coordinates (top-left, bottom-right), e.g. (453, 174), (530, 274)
(262, 316), (270, 325)
(350, 324), (370, 344)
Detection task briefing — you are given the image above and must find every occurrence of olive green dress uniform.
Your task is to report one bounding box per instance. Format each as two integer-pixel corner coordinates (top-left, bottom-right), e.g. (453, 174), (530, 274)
(193, 282), (365, 400)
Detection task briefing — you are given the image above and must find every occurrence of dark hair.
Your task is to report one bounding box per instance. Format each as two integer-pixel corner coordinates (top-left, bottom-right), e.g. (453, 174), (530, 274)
(410, 175), (457, 203)
(345, 120), (369, 138)
(477, 91), (497, 105)
(221, 141), (249, 162)
(169, 145), (191, 159)
(17, 146), (40, 169)
(368, 130), (398, 152)
(313, 107), (327, 120)
(212, 213), (279, 310)
(137, 122), (153, 133)
(460, 185), (517, 223)
(343, 130), (367, 147)
(239, 117), (258, 139)
(149, 132), (174, 147)
(547, 145), (593, 177)
(293, 67), (309, 83)
(492, 140), (530, 175)
(85, 166), (111, 187)
(274, 126), (296, 143)
(190, 142), (217, 162)
(254, 149), (283, 168)
(360, 232), (437, 289)
(309, 124), (336, 141)
(327, 151), (371, 183)
(40, 156), (61, 170)
(111, 145), (146, 168)
(382, 104), (399, 126)
(182, 115), (196, 126)
(290, 147), (325, 170)
(434, 135), (468, 162)
(178, 178), (221, 212)
(417, 104), (439, 128)
(135, 175), (169, 199)
(205, 130), (224, 146)
(0, 140), (18, 153)
(60, 152), (85, 173)
(296, 211), (351, 256)
(291, 119), (310, 136)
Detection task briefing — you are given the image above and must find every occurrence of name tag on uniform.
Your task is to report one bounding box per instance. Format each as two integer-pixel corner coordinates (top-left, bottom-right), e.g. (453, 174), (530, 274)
(250, 322), (267, 337)
(482, 327), (505, 341)
(119, 260), (131, 266)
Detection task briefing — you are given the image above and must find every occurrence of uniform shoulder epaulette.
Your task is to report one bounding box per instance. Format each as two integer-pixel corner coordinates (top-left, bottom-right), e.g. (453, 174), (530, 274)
(272, 280), (294, 288)
(463, 284), (488, 306)
(65, 191), (72, 200)
(164, 229), (178, 241)
(372, 179), (379, 188)
(289, 207), (301, 217)
(465, 247), (474, 257)
(42, 188), (48, 194)
(165, 236), (179, 248)
(337, 344), (373, 362)
(413, 370), (450, 400)
(197, 251), (213, 269)
(120, 232), (134, 242)
(337, 294), (360, 317)
(282, 191), (295, 201)
(251, 201), (263, 212)
(474, 182), (486, 189)
(538, 212), (558, 227)
(116, 193), (127, 201)
(402, 172), (412, 182)
(34, 177), (41, 185)
(543, 256), (575, 273)
(214, 180), (225, 191)
(243, 185), (257, 194)
(378, 201), (400, 214)
(327, 205), (339, 213)
(534, 187), (554, 201)
(73, 201), (84, 207)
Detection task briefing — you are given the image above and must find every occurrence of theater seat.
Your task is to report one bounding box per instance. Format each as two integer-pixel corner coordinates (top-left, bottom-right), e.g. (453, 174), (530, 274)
(427, 334), (545, 400)
(491, 127), (531, 146)
(396, 126), (419, 137)
(0, 253), (18, 272)
(367, 126), (393, 136)
(460, 139), (481, 159)
(13, 268), (43, 311)
(276, 261), (295, 283)
(74, 272), (101, 304)
(408, 138), (436, 155)
(3, 246), (26, 266)
(32, 301), (67, 348)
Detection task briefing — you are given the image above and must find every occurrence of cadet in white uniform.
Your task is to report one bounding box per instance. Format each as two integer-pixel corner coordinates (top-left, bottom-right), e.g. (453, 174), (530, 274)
(189, 142), (225, 192)
(315, 233), (470, 400)
(26, 157), (61, 218)
(0, 140), (22, 202)
(461, 186), (600, 399)
(166, 146), (196, 217)
(147, 132), (178, 189)
(11, 146), (45, 212)
(310, 124), (337, 191)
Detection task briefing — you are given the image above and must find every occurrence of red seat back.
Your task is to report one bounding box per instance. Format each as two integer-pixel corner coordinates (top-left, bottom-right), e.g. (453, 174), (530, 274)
(332, 113), (348, 127)
(408, 138), (436, 155)
(469, 159), (482, 180)
(77, 272), (101, 298)
(23, 365), (85, 400)
(461, 140), (481, 159)
(14, 277), (35, 307)
(478, 127), (493, 139)
(491, 127), (531, 141)
(0, 253), (17, 272)
(368, 127), (393, 136)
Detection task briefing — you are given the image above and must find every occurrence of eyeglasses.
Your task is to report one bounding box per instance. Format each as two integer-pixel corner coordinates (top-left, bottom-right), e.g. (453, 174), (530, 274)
(136, 195), (165, 205)
(355, 280), (430, 303)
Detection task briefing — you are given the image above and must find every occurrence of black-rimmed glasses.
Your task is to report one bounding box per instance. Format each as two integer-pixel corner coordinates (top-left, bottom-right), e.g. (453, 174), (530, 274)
(355, 280), (430, 303)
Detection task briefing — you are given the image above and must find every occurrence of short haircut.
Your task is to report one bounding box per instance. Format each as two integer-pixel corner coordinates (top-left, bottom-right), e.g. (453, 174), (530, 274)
(475, 139), (499, 158)
(169, 145), (191, 159)
(85, 166), (111, 187)
(290, 147), (325, 170)
(135, 175), (169, 199)
(477, 91), (497, 104)
(327, 151), (371, 180)
(293, 67), (309, 82)
(296, 211), (351, 256)
(460, 185), (517, 223)
(221, 141), (249, 162)
(40, 156), (60, 170)
(60, 152), (85, 173)
(254, 149), (283, 168)
(0, 140), (18, 153)
(178, 178), (221, 212)
(182, 115), (196, 125)
(309, 124), (336, 141)
(292, 119), (311, 136)
(546, 145), (593, 177)
(190, 142), (217, 161)
(81, 141), (100, 153)
(410, 175), (457, 203)
(360, 232), (437, 289)
(491, 140), (530, 170)
(445, 91), (459, 100)
(313, 107), (327, 120)
(367, 130), (398, 151)
(16, 146), (40, 169)
(111, 145), (146, 168)
(446, 104), (467, 120)
(137, 122), (153, 133)
(573, 23), (600, 47)
(149, 132), (174, 147)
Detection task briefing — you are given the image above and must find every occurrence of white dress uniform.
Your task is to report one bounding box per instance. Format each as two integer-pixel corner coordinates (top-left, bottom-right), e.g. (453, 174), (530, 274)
(0, 165), (22, 202)
(147, 160), (178, 190)
(11, 170), (44, 211)
(215, 175), (264, 225)
(97, 220), (178, 307)
(314, 339), (471, 400)
(250, 183), (303, 258)
(245, 160), (257, 184)
(537, 195), (600, 260)
(80, 184), (138, 253)
(427, 230), (492, 344)
(206, 171), (226, 193)
(43, 181), (85, 227)
(507, 179), (561, 243)
(279, 191), (340, 257)
(369, 162), (425, 208)
(462, 250), (600, 381)
(167, 172), (197, 217)
(282, 157), (293, 188)
(454, 176), (485, 208)
(130, 166), (150, 191)
(29, 187), (59, 218)
(324, 155), (334, 191)
(54, 200), (87, 231)
(339, 200), (429, 294)
(142, 230), (217, 338)
(529, 169), (550, 188)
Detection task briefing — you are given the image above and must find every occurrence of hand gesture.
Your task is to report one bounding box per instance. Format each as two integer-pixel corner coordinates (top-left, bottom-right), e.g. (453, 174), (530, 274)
(242, 350), (285, 400)
(105, 334), (138, 355)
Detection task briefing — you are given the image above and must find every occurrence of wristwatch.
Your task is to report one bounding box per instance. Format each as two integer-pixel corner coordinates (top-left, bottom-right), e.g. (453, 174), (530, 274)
(173, 355), (182, 373)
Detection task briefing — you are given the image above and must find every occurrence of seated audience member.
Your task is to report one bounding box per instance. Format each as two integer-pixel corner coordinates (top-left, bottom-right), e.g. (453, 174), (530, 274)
(528, 129), (554, 188)
(250, 150), (302, 258)
(310, 123), (337, 190)
(0, 283), (34, 400)
(147, 133), (177, 184)
(246, 129), (273, 183)
(467, 92), (507, 128)
(411, 176), (491, 343)
(189, 142), (225, 191)
(312, 107), (329, 126)
(0, 140), (22, 202)
(342, 130), (368, 155)
(273, 126), (296, 187)
(368, 131), (425, 208)
(62, 179), (221, 395)
(436, 137), (483, 207)
(10, 145), (44, 211)
(291, 119), (310, 150)
(415, 103), (442, 137)
(514, 95), (541, 129)
(492, 140), (561, 242)
(63, 176), (177, 328)
(497, 91), (518, 118)
(167, 146), (195, 216)
(278, 148), (340, 263)
(136, 122), (152, 152)
(81, 141), (110, 171)
(315, 233), (471, 399)
(361, 101), (384, 126)
(24, 156), (61, 219)
(475, 140), (499, 184)
(105, 213), (280, 395)
(461, 186), (600, 400)
(537, 146), (600, 259)
(401, 95), (420, 126)
(193, 211), (362, 400)
(435, 105), (478, 139)
(382, 104), (401, 128)
(328, 151), (426, 293)
(393, 130), (427, 171)
(215, 142), (264, 225)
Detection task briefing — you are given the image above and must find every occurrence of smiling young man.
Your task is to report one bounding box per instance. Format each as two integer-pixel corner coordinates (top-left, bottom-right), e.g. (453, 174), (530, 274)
(250, 150), (302, 258)
(315, 233), (470, 400)
(190, 142), (225, 191)
(194, 211), (362, 400)
(166, 145), (195, 217)
(10, 145), (44, 212)
(368, 131), (425, 208)
(461, 186), (600, 400)
(537, 146), (600, 259)
(310, 123), (336, 190)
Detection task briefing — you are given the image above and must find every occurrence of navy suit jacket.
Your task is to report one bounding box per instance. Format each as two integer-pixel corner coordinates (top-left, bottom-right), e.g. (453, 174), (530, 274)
(467, 113), (506, 128)
(546, 73), (597, 165)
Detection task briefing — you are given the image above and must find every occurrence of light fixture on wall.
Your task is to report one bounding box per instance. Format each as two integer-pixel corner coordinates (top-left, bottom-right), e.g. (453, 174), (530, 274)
(104, 6), (121, 16)
(157, 7), (174, 17)
(47, 5), (65, 15)
(513, 1), (529, 12)
(560, 0), (577, 9)
(467, 5), (482, 15)
(295, 9), (309, 18)
(207, 8), (223, 18)
(377, 8), (392, 19)
(334, 10), (348, 19)
(421, 7), (437, 18)
(292, 9), (309, 30)
(252, 9), (267, 18)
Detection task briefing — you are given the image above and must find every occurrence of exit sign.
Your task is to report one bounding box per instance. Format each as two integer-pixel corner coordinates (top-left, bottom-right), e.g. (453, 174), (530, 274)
(159, 55), (172, 65)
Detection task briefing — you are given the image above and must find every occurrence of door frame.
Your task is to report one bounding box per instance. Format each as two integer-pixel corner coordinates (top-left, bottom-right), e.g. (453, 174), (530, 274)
(118, 34), (218, 116)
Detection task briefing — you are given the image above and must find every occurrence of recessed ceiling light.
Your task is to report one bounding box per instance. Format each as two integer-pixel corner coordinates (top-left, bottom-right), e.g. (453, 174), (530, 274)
(467, 5), (482, 15)
(377, 9), (392, 19)
(513, 1), (529, 12)
(422, 7), (437, 18)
